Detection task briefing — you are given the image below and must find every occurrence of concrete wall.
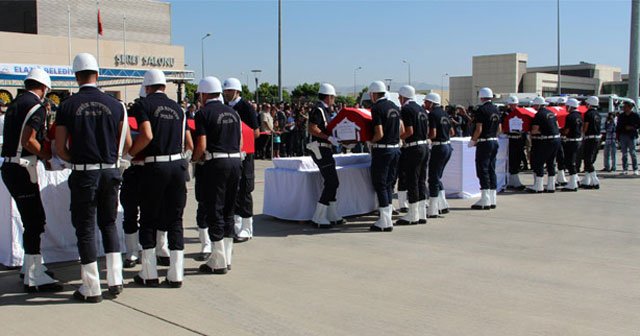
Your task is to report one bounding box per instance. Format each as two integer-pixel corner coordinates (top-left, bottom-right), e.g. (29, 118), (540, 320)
(522, 73), (598, 96)
(472, 53), (527, 100)
(449, 76), (473, 106)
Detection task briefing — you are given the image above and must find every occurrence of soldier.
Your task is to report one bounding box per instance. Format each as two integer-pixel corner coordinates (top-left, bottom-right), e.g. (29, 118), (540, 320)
(395, 85), (429, 225)
(55, 53), (131, 302)
(561, 98), (584, 192)
(307, 83), (342, 228)
(504, 96), (526, 190)
(555, 97), (569, 186)
(527, 97), (561, 193)
(368, 81), (403, 231)
(1, 69), (63, 293)
(192, 76), (242, 274)
(580, 96), (602, 189)
(470, 87), (500, 210)
(129, 70), (192, 288)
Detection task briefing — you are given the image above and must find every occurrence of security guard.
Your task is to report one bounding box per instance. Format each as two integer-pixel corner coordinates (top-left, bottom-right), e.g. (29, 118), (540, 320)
(55, 53), (131, 303)
(307, 83), (342, 229)
(396, 85), (428, 225)
(526, 97), (561, 193)
(368, 81), (402, 231)
(561, 98), (583, 191)
(1, 69), (63, 293)
(129, 69), (192, 288)
(120, 86), (146, 269)
(470, 87), (500, 210)
(223, 78), (260, 241)
(555, 97), (569, 186)
(580, 96), (602, 189)
(192, 76), (242, 274)
(504, 96), (526, 190)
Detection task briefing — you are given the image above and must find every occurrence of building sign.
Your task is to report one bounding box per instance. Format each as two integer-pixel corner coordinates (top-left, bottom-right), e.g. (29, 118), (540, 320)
(0, 64), (74, 77)
(115, 54), (175, 68)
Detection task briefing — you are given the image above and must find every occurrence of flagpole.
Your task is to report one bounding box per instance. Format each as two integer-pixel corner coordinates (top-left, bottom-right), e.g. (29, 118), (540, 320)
(67, 4), (71, 66)
(96, 0), (100, 69)
(123, 13), (127, 102)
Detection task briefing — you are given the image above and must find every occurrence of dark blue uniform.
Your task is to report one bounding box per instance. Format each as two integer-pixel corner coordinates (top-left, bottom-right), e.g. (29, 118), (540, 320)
(428, 105), (453, 198)
(474, 101), (500, 190)
(506, 108), (526, 177)
(1, 92), (47, 255)
(132, 92), (187, 252)
(582, 108), (601, 173)
(231, 98), (259, 219)
(371, 97), (401, 207)
(530, 107), (561, 177)
(308, 101), (339, 205)
(400, 100), (429, 204)
(120, 101), (144, 238)
(194, 108), (208, 231)
(56, 85), (125, 265)
(194, 100), (242, 242)
(563, 110), (583, 175)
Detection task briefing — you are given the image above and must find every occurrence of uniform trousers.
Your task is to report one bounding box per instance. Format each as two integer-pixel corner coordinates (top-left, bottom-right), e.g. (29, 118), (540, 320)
(582, 138), (599, 173)
(429, 144), (452, 198)
(371, 147), (400, 207)
(309, 147), (339, 205)
(401, 144), (429, 203)
(475, 140), (499, 190)
(563, 140), (580, 175)
(1, 164), (46, 255)
(203, 158), (242, 242)
(194, 164), (208, 229)
(120, 165), (143, 234)
(235, 154), (256, 217)
(531, 139), (561, 177)
(396, 148), (408, 193)
(139, 161), (187, 251)
(68, 168), (121, 264)
(556, 142), (566, 171)
(508, 136), (525, 175)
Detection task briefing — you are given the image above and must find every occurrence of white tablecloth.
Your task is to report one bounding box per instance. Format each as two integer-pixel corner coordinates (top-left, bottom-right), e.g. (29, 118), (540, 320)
(0, 160), (125, 267)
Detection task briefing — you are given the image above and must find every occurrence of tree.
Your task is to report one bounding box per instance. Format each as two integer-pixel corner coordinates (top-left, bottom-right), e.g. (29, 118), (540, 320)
(335, 95), (356, 107)
(185, 82), (198, 103)
(356, 87), (369, 105)
(256, 82), (290, 104)
(241, 84), (254, 101)
(292, 82), (320, 100)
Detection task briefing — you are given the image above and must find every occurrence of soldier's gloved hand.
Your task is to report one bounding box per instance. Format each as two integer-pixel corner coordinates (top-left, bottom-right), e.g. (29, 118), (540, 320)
(328, 136), (340, 147)
(122, 153), (133, 162)
(468, 140), (477, 148)
(240, 151), (247, 161)
(183, 150), (193, 162)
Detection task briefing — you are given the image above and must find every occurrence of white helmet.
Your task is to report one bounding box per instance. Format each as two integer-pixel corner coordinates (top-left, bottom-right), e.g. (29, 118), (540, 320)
(139, 85), (147, 98)
(557, 96), (567, 104)
(586, 96), (599, 107)
(318, 83), (336, 96)
(368, 80), (387, 93)
(142, 69), (166, 87)
(72, 53), (99, 73)
(478, 87), (493, 99)
(398, 85), (415, 99)
(223, 78), (242, 91)
(532, 96), (548, 106)
(25, 68), (51, 89)
(506, 95), (519, 105)
(566, 98), (580, 109)
(197, 76), (222, 94)
(424, 92), (441, 105)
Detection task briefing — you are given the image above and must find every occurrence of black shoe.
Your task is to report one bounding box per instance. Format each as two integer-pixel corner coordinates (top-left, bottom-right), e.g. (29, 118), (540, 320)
(439, 208), (450, 214)
(157, 256), (170, 266)
(108, 285), (123, 296)
(198, 264), (227, 275)
(395, 218), (417, 225)
(123, 259), (138, 269)
(330, 219), (345, 226)
(195, 253), (211, 262)
(592, 184), (600, 190)
(561, 187), (577, 192)
(471, 205), (491, 210)
(489, 205), (496, 209)
(227, 264), (231, 271)
(24, 282), (64, 293)
(369, 225), (393, 232)
(543, 189), (556, 193)
(418, 219), (427, 224)
(133, 275), (160, 287)
(556, 182), (568, 187)
(315, 223), (333, 229)
(579, 184), (593, 190)
(163, 279), (182, 288)
(392, 209), (400, 216)
(73, 290), (102, 303)
(20, 270), (55, 280)
(234, 237), (249, 243)
(526, 188), (543, 194)
(398, 207), (408, 213)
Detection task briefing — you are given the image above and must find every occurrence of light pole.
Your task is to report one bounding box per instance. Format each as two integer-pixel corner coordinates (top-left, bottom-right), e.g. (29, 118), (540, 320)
(353, 66), (362, 98)
(384, 78), (393, 92)
(277, 0), (282, 101)
(200, 33), (211, 79)
(402, 60), (411, 86)
(251, 69), (262, 103)
(557, 0), (561, 95)
(441, 73), (449, 97)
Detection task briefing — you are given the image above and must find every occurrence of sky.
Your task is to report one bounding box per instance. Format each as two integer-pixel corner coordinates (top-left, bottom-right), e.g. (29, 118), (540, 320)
(169, 0), (633, 93)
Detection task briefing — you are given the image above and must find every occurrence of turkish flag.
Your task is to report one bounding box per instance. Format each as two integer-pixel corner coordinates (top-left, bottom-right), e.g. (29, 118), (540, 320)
(97, 9), (104, 36)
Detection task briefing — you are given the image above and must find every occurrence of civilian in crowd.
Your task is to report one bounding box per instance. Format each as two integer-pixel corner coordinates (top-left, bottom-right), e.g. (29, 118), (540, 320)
(602, 112), (617, 172)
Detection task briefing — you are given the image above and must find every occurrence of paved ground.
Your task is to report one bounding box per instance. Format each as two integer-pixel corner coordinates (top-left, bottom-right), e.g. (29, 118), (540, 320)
(0, 157), (639, 336)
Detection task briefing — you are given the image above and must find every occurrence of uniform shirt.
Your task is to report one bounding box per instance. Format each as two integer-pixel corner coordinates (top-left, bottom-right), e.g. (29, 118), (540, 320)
(1, 91), (46, 158)
(564, 111), (583, 139)
(132, 91), (185, 157)
(583, 108), (601, 136)
(474, 101), (500, 139)
(56, 85), (125, 164)
(194, 100), (241, 153)
(531, 107), (560, 136)
(309, 101), (331, 143)
(428, 105), (452, 142)
(230, 98), (259, 130)
(615, 112), (640, 138)
(401, 100), (428, 143)
(371, 97), (401, 145)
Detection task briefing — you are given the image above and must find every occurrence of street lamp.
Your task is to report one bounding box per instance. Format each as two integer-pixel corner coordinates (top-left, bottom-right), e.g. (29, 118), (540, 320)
(201, 33), (211, 79)
(353, 66), (362, 98)
(441, 73), (449, 97)
(402, 60), (411, 86)
(384, 78), (393, 92)
(251, 69), (262, 103)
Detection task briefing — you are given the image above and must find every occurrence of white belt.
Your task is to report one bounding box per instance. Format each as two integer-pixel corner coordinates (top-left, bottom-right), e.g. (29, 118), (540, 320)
(3, 156), (31, 164)
(562, 137), (583, 142)
(372, 143), (400, 149)
(477, 138), (498, 142)
(72, 163), (117, 171)
(507, 135), (522, 139)
(144, 153), (183, 163)
(404, 140), (428, 147)
(131, 160), (145, 166)
(532, 135), (560, 140)
(318, 143), (333, 148)
(584, 135), (600, 139)
(204, 152), (241, 160)
(431, 141), (451, 146)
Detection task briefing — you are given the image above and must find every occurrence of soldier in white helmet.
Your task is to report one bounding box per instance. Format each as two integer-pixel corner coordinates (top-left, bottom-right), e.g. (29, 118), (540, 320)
(561, 98), (584, 191)
(580, 96), (602, 189)
(526, 97), (561, 193)
(504, 96), (526, 190)
(307, 83), (343, 228)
